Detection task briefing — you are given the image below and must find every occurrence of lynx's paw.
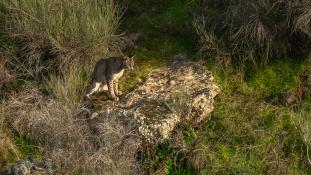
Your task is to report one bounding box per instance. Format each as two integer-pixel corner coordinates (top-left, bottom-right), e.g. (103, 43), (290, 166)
(116, 91), (123, 96)
(113, 97), (119, 101)
(110, 95), (119, 101)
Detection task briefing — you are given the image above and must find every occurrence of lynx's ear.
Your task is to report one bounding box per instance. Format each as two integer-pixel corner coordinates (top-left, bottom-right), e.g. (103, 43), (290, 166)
(126, 54), (134, 60)
(123, 55), (133, 60)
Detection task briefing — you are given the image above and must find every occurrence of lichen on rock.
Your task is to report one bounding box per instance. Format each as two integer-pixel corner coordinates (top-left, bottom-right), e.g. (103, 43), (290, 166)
(8, 158), (55, 175)
(91, 55), (220, 143)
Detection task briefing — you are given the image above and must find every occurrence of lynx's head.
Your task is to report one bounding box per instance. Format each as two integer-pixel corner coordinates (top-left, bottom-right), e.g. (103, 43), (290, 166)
(123, 56), (134, 70)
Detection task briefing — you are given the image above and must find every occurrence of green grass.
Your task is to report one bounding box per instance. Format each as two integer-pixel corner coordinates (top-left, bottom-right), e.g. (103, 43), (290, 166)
(120, 0), (311, 174)
(119, 57), (163, 92)
(118, 0), (198, 92)
(142, 56), (311, 174)
(122, 0), (197, 60)
(188, 56), (311, 174)
(13, 136), (41, 159)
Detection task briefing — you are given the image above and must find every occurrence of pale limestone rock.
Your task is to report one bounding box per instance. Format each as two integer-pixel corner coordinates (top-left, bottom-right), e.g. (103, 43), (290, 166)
(8, 158), (55, 175)
(91, 56), (220, 143)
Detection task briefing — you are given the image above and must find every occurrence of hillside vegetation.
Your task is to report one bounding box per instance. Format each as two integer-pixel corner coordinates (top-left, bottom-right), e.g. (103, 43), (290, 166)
(0, 0), (311, 174)
(195, 0), (311, 66)
(0, 0), (143, 174)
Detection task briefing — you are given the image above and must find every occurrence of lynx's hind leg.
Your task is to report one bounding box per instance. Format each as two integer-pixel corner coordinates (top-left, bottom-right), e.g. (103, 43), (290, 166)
(85, 81), (102, 98)
(108, 80), (118, 101)
(114, 80), (122, 96)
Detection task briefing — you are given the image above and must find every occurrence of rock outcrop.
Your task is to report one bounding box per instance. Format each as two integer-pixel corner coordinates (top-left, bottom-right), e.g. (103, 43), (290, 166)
(8, 158), (55, 175)
(6, 55), (220, 174)
(90, 55), (220, 143)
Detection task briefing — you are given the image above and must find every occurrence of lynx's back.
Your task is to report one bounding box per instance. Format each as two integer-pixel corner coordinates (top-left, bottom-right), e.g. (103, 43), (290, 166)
(91, 57), (124, 83)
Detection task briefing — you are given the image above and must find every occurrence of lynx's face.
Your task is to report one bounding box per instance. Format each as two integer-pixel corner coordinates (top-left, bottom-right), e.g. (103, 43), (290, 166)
(123, 56), (134, 70)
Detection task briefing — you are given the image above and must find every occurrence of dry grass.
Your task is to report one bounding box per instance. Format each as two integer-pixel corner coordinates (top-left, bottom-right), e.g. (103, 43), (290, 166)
(0, 1), (144, 174)
(2, 0), (121, 45)
(0, 102), (19, 173)
(0, 58), (14, 95)
(0, 52), (18, 173)
(195, 0), (311, 65)
(3, 88), (143, 174)
(0, 0), (123, 78)
(46, 65), (88, 104)
(295, 3), (311, 37)
(0, 132), (19, 173)
(290, 109), (311, 164)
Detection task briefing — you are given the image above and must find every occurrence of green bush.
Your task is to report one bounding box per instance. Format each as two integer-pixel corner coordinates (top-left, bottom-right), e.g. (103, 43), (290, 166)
(195, 0), (311, 65)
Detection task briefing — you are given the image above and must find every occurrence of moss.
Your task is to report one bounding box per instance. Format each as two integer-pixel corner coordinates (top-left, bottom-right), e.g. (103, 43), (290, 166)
(13, 136), (41, 159)
(248, 60), (301, 96)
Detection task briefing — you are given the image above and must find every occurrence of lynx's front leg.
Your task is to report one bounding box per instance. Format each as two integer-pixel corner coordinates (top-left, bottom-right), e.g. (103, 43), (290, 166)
(114, 80), (122, 96)
(108, 80), (118, 101)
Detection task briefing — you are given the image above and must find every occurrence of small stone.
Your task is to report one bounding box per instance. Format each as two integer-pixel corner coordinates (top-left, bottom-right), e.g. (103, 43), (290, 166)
(168, 80), (176, 85)
(137, 78), (144, 84)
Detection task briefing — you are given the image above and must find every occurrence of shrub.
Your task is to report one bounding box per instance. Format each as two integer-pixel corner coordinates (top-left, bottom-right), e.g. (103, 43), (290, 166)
(0, 0), (123, 77)
(3, 88), (143, 174)
(0, 1), (141, 174)
(195, 0), (311, 65)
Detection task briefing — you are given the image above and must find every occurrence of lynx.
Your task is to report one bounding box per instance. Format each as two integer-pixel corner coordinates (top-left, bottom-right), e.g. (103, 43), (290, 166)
(85, 56), (134, 101)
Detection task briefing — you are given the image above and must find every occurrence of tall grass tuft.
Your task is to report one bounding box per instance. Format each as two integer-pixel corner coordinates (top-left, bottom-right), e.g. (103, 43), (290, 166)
(1, 0), (122, 48)
(0, 0), (123, 76)
(46, 65), (88, 104)
(195, 0), (311, 66)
